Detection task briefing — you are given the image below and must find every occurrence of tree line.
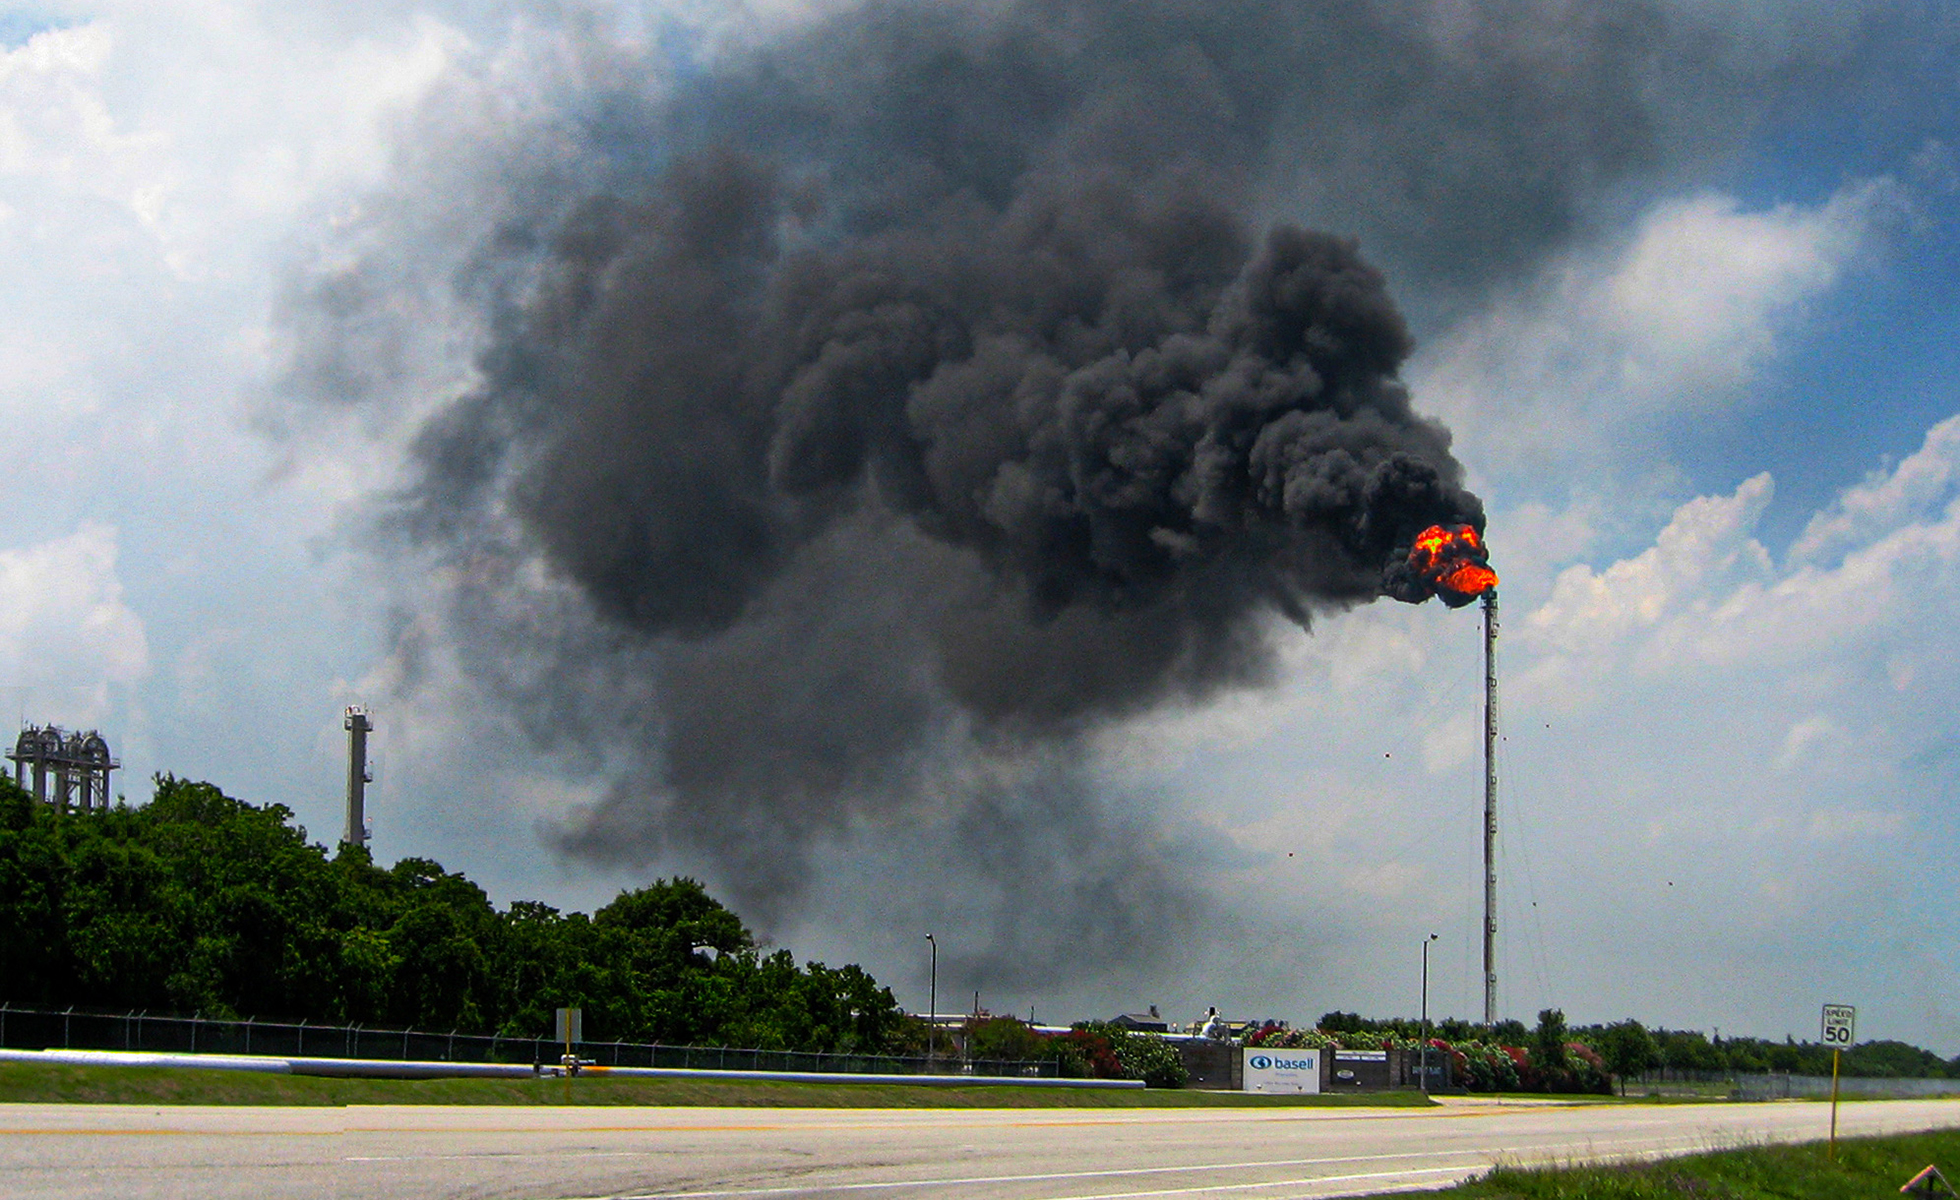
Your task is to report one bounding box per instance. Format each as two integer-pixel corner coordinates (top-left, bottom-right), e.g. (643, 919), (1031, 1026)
(5, 772), (1944, 1092)
(1255, 1008), (1960, 1093)
(0, 775), (908, 1053)
(0, 773), (1189, 1085)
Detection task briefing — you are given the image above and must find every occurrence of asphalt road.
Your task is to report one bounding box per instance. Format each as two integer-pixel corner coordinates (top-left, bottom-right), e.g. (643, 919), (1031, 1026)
(2, 1096), (1957, 1200)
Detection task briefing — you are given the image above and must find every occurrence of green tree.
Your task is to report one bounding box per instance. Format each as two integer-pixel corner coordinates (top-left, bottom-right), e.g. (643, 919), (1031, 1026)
(1845, 1040), (1948, 1079)
(1594, 1019), (1660, 1095)
(1533, 1009), (1569, 1071)
(0, 774), (923, 1059)
(1654, 1028), (1723, 1072)
(964, 1015), (1046, 1062)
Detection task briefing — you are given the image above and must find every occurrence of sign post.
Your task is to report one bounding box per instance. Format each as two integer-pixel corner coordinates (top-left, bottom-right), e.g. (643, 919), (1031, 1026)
(556, 1006), (583, 1077)
(1820, 1003), (1856, 1159)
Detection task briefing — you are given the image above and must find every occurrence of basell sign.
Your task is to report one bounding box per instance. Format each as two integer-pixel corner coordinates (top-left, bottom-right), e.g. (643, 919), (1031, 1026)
(1243, 1047), (1321, 1094)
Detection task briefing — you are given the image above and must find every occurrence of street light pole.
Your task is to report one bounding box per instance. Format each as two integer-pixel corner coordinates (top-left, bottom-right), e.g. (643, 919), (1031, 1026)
(925, 933), (937, 1066)
(1421, 933), (1439, 1093)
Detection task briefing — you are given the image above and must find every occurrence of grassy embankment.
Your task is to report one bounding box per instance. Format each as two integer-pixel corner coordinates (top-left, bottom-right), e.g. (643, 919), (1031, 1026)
(0, 1062), (1437, 1108)
(1412, 1127), (1960, 1199)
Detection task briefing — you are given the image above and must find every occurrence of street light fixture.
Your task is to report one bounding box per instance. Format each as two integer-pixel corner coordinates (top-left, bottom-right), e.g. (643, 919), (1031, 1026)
(1420, 933), (1439, 1093)
(925, 933), (937, 1065)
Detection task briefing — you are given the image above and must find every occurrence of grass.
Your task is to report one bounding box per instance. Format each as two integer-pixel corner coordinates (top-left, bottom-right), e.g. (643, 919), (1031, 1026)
(0, 1061), (1439, 1108)
(1422, 1128), (1960, 1198)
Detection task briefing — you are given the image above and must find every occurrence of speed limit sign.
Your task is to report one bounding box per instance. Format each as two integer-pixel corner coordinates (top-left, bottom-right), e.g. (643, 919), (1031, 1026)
(1821, 1004), (1857, 1047)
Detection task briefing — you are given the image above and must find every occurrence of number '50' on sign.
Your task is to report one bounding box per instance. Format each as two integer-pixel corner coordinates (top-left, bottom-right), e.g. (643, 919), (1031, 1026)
(1821, 1004), (1857, 1046)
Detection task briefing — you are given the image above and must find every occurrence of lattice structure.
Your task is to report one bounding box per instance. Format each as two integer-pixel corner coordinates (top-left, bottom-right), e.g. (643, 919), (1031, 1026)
(7, 726), (118, 811)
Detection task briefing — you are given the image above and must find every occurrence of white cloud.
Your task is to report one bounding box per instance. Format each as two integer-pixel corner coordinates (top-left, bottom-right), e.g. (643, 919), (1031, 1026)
(0, 10), (466, 277)
(1525, 472), (1775, 670)
(1604, 188), (1877, 395)
(0, 24), (129, 176)
(1790, 413), (1960, 566)
(1413, 178), (1907, 488)
(1773, 714), (1838, 773)
(0, 524), (148, 720)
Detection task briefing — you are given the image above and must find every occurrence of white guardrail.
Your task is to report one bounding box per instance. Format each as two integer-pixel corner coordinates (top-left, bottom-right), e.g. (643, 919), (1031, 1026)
(0, 1047), (1144, 1088)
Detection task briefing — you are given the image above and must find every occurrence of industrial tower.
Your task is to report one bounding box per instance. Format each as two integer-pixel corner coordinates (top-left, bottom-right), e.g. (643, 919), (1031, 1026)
(344, 706), (373, 847)
(1482, 591), (1498, 1027)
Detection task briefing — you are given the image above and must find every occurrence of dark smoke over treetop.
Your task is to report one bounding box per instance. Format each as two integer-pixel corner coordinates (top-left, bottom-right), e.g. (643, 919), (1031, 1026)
(305, 0), (1828, 935)
(413, 152), (1478, 711)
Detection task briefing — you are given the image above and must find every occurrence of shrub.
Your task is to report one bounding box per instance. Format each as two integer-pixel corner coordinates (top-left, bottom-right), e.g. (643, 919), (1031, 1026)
(1051, 1028), (1124, 1079)
(1073, 1022), (1189, 1088)
(963, 1015), (1046, 1062)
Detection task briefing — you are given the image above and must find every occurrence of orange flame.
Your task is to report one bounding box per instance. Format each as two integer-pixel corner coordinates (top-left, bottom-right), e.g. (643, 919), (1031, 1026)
(1408, 523), (1497, 604)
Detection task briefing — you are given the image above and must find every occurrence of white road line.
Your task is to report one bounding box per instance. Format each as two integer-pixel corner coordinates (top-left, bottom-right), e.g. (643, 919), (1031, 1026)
(377, 1132), (1688, 1182)
(456, 1148), (1490, 1194)
(541, 1138), (1692, 1199)
(949, 1165), (1477, 1200)
(551, 1162), (1438, 1199)
(348, 1152), (653, 1163)
(603, 1165), (1475, 1200)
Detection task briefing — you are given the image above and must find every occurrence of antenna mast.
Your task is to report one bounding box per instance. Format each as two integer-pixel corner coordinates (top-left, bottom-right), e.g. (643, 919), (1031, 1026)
(1482, 590), (1499, 1026)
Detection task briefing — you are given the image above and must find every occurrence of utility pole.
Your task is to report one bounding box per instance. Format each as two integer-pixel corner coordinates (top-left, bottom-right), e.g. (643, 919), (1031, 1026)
(1482, 591), (1499, 1027)
(925, 933), (937, 1066)
(1421, 933), (1438, 1093)
(344, 706), (373, 848)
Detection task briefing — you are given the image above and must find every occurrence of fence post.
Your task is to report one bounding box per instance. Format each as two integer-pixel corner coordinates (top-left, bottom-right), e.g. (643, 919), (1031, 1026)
(448, 1029), (457, 1062)
(62, 1006), (72, 1050)
(403, 1027), (412, 1061)
(244, 1017), (253, 1056)
(2, 1001), (9, 1049)
(296, 1019), (305, 1058)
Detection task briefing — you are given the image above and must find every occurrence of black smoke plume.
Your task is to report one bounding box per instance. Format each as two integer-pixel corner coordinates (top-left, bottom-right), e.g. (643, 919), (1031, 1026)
(290, 0), (1794, 969)
(405, 147), (1478, 866)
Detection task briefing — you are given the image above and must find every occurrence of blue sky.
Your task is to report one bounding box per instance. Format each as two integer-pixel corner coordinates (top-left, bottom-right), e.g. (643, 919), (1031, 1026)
(2, 0), (1958, 1052)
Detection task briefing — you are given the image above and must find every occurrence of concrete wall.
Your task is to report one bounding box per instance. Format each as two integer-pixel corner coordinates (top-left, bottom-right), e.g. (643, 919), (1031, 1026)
(1175, 1038), (1242, 1090)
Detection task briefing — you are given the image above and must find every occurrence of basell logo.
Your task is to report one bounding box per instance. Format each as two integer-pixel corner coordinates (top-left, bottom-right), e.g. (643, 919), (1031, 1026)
(1249, 1054), (1315, 1071)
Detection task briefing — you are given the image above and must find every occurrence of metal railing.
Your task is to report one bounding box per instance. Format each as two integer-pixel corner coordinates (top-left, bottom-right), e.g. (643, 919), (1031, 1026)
(0, 1004), (1054, 1077)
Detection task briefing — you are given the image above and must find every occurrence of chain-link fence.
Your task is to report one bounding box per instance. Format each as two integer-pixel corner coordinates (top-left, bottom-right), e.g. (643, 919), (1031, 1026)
(1732, 1071), (1960, 1100)
(0, 1004), (1054, 1077)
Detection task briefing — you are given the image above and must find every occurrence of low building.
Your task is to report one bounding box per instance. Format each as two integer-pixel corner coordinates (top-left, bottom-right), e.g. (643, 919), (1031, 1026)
(1110, 1007), (1169, 1034)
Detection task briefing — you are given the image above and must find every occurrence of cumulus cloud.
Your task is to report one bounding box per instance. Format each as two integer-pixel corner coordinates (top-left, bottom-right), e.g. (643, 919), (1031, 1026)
(1524, 473), (1776, 675)
(0, 524), (148, 720)
(1789, 412), (1960, 567)
(1414, 177), (1911, 490)
(1495, 444), (1960, 1031)
(0, 2), (477, 826)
